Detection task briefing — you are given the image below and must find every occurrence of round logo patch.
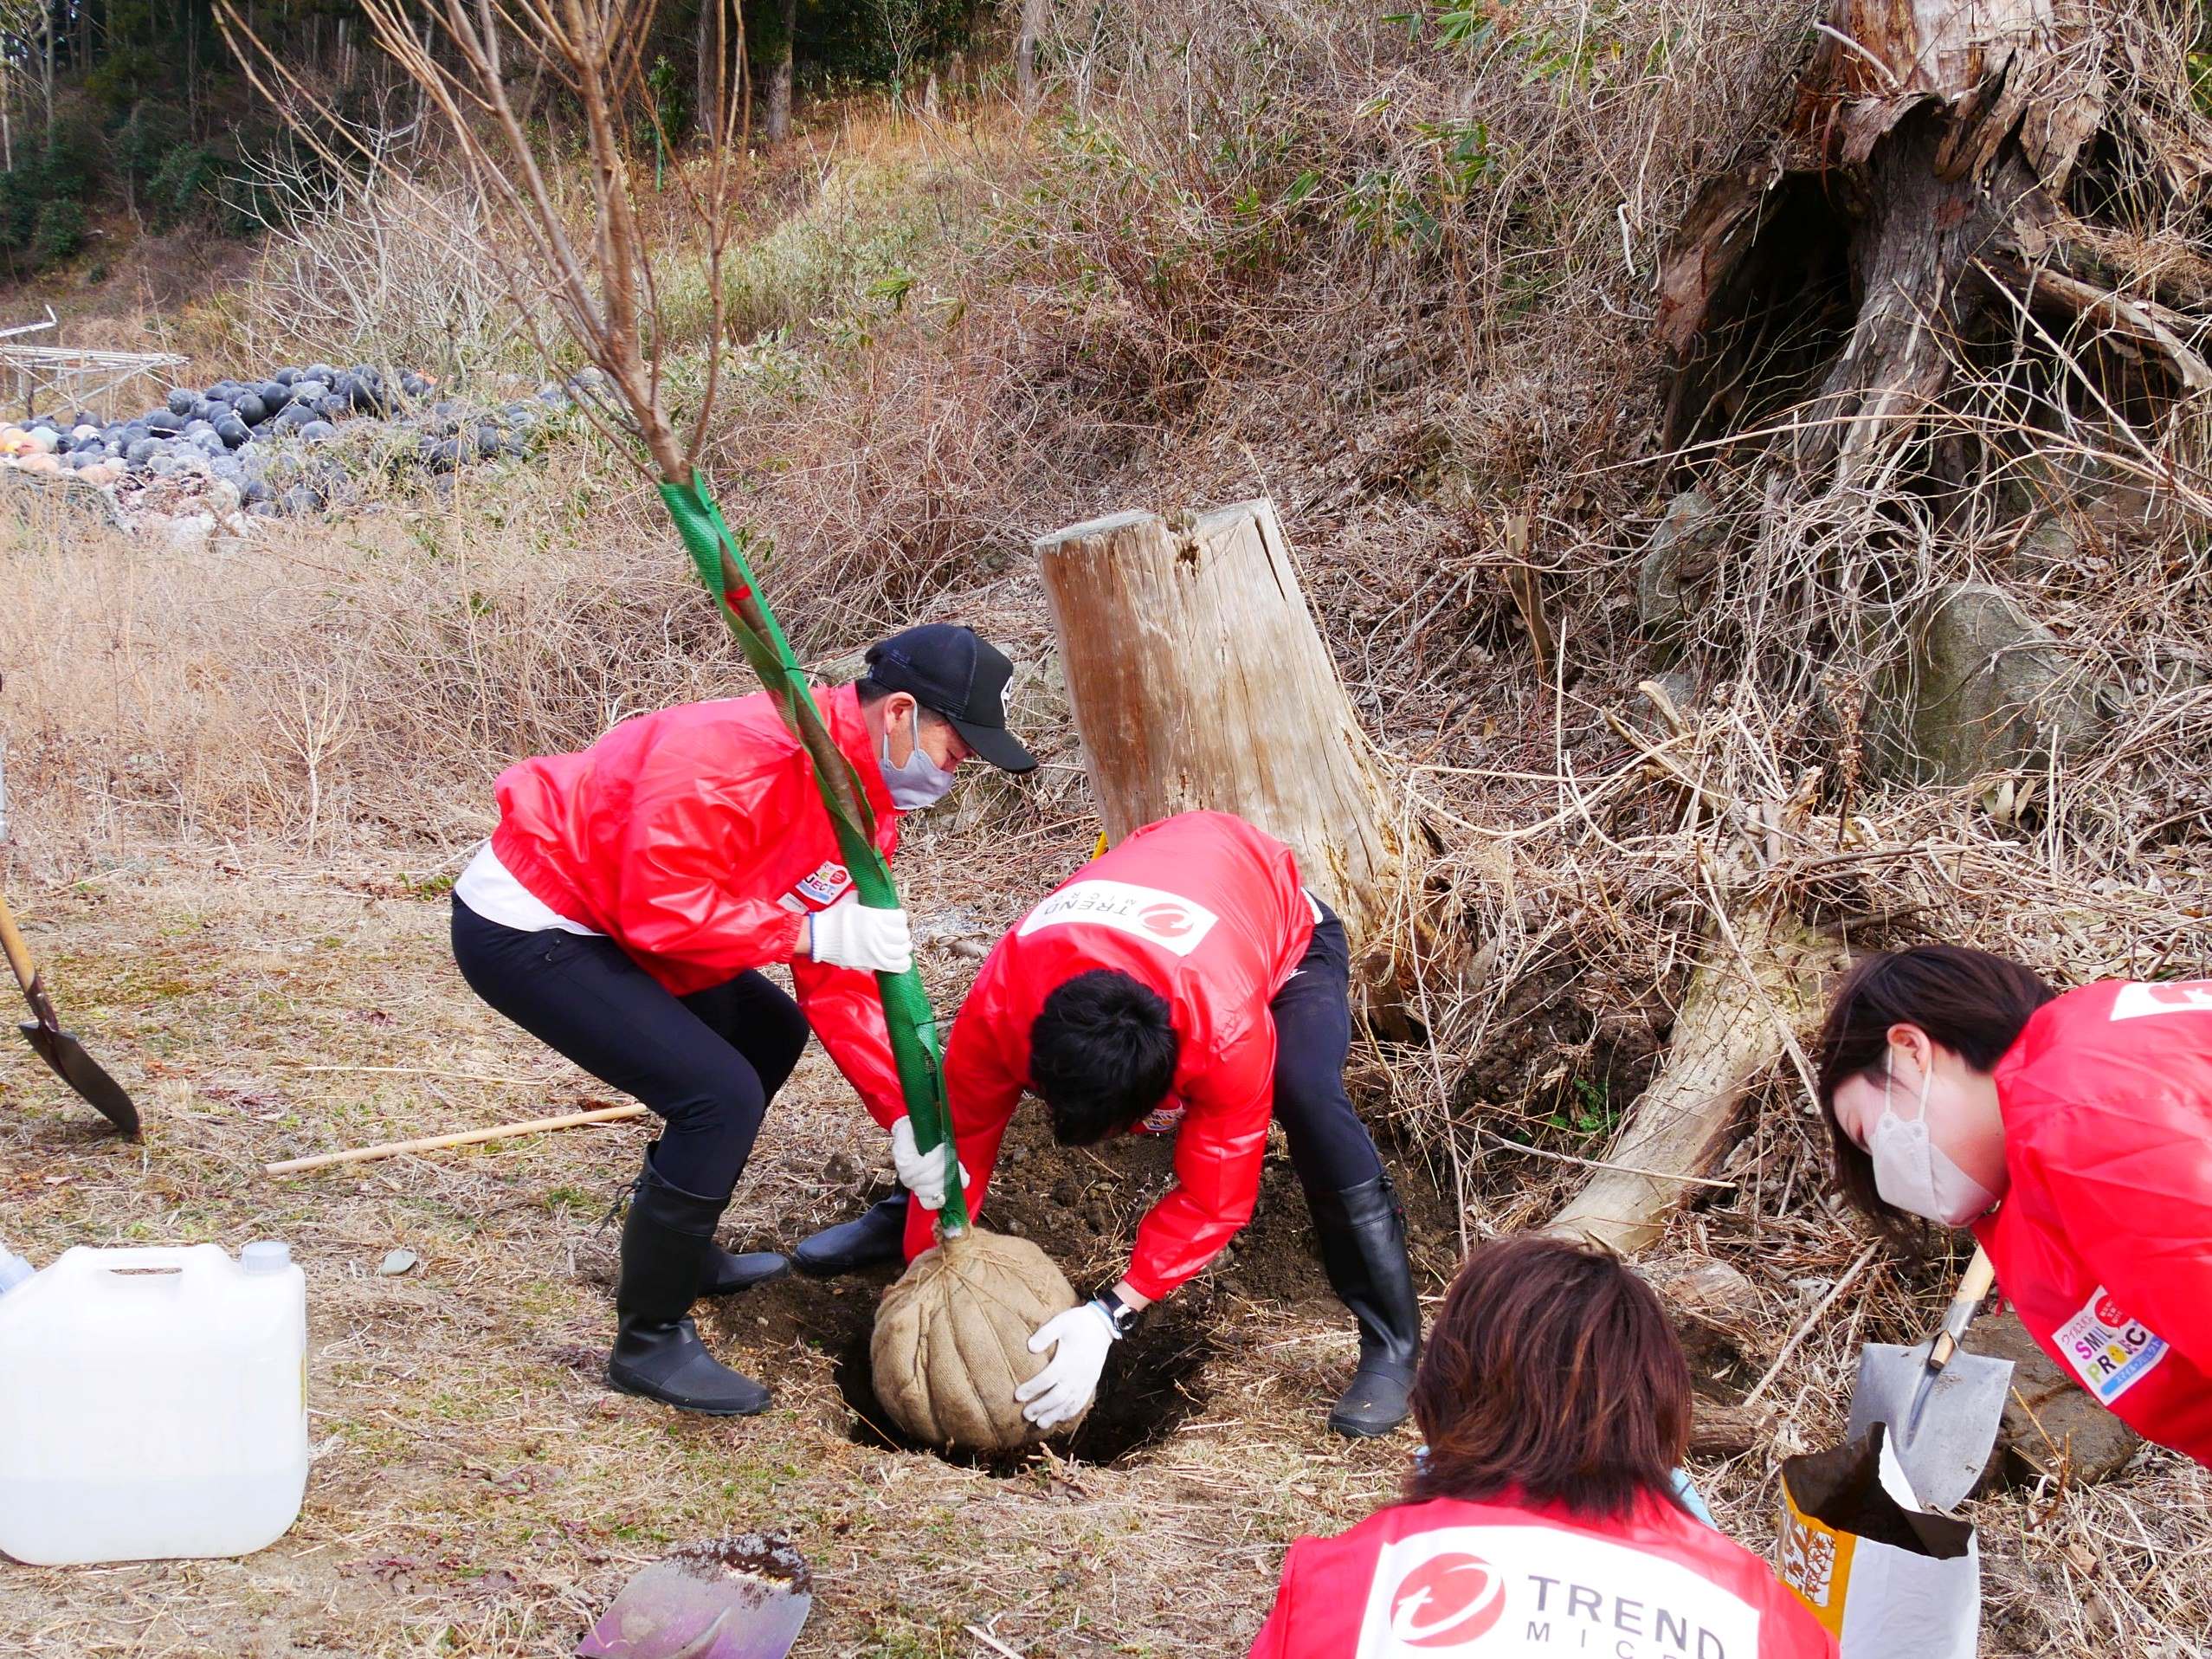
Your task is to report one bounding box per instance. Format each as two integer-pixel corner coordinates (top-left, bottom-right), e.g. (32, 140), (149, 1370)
(1138, 903), (1194, 938)
(1390, 1552), (1506, 1648)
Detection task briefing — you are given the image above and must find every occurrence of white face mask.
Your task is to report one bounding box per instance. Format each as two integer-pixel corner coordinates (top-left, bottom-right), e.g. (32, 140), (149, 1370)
(880, 717), (957, 810)
(1869, 1055), (1997, 1226)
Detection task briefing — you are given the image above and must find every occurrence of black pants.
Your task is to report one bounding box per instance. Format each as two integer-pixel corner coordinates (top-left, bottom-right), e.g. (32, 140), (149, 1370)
(1269, 906), (1384, 1194)
(450, 898), (809, 1198)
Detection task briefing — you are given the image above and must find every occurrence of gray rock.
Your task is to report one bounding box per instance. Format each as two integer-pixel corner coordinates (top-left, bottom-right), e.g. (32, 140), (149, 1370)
(2012, 517), (2080, 581)
(1863, 584), (2103, 787)
(1965, 1309), (2142, 1488)
(1635, 487), (1727, 654)
(1642, 1253), (1763, 1383)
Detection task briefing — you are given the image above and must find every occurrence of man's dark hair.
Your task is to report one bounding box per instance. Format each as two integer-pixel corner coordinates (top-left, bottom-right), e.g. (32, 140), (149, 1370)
(1029, 970), (1178, 1146)
(1407, 1236), (1691, 1521)
(1814, 945), (2056, 1231)
(854, 675), (947, 726)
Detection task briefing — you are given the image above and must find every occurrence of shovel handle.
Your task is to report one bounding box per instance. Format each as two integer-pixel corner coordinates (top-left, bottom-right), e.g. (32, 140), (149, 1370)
(1929, 1245), (1998, 1369)
(0, 890), (37, 999)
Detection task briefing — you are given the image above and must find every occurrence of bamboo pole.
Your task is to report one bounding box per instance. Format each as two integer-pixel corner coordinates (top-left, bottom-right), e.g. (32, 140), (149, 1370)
(264, 1104), (647, 1176)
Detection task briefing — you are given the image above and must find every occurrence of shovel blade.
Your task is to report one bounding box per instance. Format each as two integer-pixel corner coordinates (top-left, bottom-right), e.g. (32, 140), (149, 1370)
(577, 1536), (811, 1659)
(1848, 1339), (2014, 1510)
(19, 1021), (139, 1137)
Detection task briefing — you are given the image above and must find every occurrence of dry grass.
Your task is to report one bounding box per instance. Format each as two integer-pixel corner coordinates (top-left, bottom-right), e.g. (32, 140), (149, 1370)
(1, 9), (2209, 1653)
(0, 849), (1416, 1658)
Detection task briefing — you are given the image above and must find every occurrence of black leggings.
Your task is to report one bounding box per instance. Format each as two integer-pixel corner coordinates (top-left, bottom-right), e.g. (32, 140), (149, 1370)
(1269, 907), (1384, 1195)
(450, 898), (809, 1198)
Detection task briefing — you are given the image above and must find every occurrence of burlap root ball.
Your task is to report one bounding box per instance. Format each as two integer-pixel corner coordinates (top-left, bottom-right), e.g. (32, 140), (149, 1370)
(870, 1229), (1085, 1452)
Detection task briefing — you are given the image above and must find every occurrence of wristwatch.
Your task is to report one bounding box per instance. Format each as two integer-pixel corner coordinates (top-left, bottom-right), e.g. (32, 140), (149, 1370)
(1091, 1287), (1142, 1339)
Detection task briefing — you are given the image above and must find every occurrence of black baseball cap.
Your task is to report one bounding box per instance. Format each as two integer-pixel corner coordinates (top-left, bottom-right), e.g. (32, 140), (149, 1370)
(864, 624), (1038, 773)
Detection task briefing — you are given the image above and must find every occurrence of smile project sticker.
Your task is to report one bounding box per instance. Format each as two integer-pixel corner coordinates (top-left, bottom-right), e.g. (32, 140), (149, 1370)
(2054, 1287), (2170, 1404)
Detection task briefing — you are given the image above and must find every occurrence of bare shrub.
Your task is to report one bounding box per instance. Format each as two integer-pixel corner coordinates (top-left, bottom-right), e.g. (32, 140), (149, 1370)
(218, 136), (529, 383)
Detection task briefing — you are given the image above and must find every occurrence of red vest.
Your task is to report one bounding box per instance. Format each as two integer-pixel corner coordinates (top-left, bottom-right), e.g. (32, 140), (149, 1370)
(1971, 979), (2212, 1467)
(1248, 1493), (1835, 1659)
(487, 684), (907, 1126)
(902, 811), (1313, 1299)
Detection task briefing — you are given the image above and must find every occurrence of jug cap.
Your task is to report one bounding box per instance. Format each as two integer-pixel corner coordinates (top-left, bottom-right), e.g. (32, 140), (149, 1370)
(241, 1240), (293, 1274)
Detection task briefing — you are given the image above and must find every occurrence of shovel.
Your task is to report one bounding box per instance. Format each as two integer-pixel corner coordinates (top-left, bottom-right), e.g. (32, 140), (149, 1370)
(577, 1534), (811, 1659)
(1846, 1245), (2011, 1510)
(0, 890), (139, 1137)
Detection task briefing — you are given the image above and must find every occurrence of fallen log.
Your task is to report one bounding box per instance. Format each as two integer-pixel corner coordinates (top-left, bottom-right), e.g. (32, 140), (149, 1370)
(1545, 901), (1841, 1256)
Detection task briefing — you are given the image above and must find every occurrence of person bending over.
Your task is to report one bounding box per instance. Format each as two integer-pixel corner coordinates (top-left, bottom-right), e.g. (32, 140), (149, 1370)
(900, 810), (1420, 1437)
(449, 625), (1035, 1417)
(1248, 1234), (1835, 1657)
(1816, 945), (2212, 1468)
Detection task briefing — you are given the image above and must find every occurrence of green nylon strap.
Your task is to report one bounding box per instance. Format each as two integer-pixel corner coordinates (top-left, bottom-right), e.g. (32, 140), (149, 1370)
(659, 473), (969, 1233)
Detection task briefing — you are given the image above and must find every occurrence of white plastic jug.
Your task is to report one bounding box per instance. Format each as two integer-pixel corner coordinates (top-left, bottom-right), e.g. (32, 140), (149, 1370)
(0, 1241), (308, 1565)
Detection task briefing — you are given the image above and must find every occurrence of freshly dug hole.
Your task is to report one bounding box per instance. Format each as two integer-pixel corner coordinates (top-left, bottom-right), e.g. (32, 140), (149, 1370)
(870, 1228), (1081, 1453)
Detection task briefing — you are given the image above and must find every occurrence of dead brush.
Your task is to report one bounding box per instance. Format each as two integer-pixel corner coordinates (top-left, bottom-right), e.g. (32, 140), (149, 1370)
(222, 137), (527, 384)
(0, 449), (750, 867)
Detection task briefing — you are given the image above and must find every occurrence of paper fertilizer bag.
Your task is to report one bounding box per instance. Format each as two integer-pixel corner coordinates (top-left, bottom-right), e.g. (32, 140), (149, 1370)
(1777, 1424), (1978, 1659)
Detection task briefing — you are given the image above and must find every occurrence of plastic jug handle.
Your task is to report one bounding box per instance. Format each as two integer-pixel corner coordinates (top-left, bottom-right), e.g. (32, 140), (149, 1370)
(50, 1245), (221, 1282)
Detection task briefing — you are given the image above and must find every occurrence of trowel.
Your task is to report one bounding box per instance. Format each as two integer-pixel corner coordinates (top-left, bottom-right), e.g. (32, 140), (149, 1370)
(577, 1535), (811, 1659)
(0, 890), (138, 1137)
(1847, 1246), (2013, 1510)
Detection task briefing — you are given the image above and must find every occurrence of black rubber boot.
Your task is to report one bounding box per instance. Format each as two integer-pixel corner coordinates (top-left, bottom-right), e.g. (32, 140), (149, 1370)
(607, 1155), (771, 1416)
(1306, 1172), (1421, 1438)
(625, 1142), (789, 1296)
(791, 1191), (910, 1277)
(700, 1246), (791, 1296)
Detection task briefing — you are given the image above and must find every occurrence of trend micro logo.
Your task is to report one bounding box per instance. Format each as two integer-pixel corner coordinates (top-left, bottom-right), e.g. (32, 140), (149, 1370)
(1390, 1552), (1507, 1648)
(1138, 902), (1196, 938)
(1017, 880), (1221, 956)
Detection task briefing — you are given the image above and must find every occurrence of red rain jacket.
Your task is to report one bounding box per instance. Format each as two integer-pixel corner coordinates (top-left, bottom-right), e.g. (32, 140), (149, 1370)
(486, 683), (908, 1128)
(1972, 978), (2212, 1467)
(903, 811), (1314, 1301)
(1248, 1491), (1836, 1659)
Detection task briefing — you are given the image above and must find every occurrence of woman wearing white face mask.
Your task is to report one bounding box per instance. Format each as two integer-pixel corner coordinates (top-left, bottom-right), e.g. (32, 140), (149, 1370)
(1815, 945), (2212, 1469)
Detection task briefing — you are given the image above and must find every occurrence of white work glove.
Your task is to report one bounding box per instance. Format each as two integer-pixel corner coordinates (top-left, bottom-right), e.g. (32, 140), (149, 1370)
(889, 1115), (969, 1210)
(1016, 1301), (1118, 1430)
(804, 894), (913, 974)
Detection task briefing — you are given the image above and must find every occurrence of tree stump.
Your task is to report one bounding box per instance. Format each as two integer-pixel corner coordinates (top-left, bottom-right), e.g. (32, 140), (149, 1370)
(1035, 500), (1409, 997)
(1658, 0), (2211, 488)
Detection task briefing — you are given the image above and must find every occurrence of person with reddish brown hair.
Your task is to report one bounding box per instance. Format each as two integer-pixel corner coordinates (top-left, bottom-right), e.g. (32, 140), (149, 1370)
(1248, 1236), (1833, 1658)
(1815, 945), (2212, 1469)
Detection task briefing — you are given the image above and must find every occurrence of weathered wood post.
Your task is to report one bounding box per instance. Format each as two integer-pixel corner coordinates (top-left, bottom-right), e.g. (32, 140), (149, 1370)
(1035, 500), (1410, 998)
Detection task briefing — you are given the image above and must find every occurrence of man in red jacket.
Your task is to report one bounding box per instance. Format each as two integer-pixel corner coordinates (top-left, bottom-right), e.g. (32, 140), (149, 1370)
(899, 810), (1422, 1436)
(1817, 947), (2212, 1469)
(449, 624), (1035, 1417)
